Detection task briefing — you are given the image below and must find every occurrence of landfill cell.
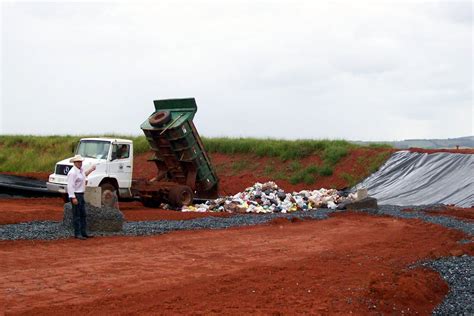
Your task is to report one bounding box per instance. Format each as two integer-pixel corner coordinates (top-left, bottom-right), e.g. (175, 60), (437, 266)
(1, 212), (471, 315)
(1, 149), (472, 313)
(133, 149), (395, 194)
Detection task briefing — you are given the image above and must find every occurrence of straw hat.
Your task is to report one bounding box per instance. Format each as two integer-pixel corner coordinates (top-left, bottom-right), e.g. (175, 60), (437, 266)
(70, 154), (85, 163)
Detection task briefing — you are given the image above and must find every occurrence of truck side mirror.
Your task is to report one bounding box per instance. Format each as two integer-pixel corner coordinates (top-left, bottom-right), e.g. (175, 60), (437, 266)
(71, 142), (77, 153)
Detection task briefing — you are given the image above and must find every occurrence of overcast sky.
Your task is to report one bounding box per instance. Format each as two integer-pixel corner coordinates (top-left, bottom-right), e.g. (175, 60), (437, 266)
(1, 0), (472, 141)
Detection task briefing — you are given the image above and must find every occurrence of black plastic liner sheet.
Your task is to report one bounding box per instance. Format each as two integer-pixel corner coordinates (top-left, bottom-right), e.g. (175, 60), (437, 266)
(0, 174), (58, 198)
(355, 151), (474, 207)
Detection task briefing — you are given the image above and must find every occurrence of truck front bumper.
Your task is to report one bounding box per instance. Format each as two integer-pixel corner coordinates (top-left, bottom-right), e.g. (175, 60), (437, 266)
(46, 182), (67, 194)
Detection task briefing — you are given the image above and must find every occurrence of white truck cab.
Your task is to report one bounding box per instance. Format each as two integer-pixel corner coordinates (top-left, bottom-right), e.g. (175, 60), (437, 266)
(46, 138), (134, 199)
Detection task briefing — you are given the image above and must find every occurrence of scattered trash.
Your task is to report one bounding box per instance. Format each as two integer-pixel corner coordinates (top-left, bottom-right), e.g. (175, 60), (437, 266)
(182, 181), (353, 213)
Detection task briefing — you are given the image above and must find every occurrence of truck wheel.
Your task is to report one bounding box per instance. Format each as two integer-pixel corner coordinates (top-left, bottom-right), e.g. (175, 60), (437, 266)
(149, 111), (171, 127)
(168, 185), (194, 207)
(100, 183), (117, 207)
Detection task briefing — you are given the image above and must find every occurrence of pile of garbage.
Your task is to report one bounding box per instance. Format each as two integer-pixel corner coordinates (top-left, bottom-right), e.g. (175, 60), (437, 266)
(182, 181), (350, 214)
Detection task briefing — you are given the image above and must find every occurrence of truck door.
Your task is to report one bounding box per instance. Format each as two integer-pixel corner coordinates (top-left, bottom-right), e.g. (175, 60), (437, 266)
(108, 143), (132, 189)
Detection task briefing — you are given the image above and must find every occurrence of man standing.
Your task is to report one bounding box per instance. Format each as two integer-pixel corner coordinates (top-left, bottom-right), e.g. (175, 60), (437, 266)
(67, 155), (96, 240)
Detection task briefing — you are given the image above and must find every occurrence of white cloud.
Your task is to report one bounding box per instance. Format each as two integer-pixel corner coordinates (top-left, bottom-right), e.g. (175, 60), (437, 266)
(0, 3), (3, 134)
(1, 1), (472, 140)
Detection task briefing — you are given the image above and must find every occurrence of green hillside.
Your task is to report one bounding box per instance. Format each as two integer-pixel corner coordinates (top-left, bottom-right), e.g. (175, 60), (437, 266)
(0, 135), (392, 187)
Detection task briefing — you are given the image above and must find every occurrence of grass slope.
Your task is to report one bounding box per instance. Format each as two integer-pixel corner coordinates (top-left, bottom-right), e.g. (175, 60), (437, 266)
(0, 135), (149, 173)
(0, 135), (392, 186)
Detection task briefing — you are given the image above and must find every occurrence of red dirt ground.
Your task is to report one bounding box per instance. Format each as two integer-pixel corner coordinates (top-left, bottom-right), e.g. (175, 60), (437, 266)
(0, 198), (232, 225)
(0, 198), (64, 224)
(1, 212), (472, 315)
(1, 148), (473, 314)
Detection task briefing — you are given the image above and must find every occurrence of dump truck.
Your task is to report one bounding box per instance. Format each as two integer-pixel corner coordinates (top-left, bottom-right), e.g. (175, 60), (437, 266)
(46, 98), (219, 207)
(133, 98), (219, 206)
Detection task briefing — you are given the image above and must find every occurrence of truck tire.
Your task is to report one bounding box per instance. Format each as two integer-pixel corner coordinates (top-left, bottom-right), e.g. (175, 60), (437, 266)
(168, 185), (194, 207)
(148, 111), (171, 127)
(100, 183), (117, 207)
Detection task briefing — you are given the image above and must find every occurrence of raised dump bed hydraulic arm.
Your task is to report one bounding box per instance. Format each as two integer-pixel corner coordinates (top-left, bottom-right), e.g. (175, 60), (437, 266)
(134, 98), (219, 207)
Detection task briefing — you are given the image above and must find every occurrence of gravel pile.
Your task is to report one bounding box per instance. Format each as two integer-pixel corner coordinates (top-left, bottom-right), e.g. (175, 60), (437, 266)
(0, 221), (72, 240)
(423, 256), (473, 316)
(64, 203), (124, 232)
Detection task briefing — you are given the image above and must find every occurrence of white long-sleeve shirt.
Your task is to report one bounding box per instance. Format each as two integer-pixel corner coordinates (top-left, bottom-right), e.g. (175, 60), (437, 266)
(67, 166), (86, 198)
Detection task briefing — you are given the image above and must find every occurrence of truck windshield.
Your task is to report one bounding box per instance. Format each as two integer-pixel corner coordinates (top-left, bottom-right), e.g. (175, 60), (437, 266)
(76, 140), (111, 159)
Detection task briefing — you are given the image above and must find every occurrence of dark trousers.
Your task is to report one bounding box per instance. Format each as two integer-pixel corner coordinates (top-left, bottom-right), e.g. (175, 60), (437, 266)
(71, 193), (87, 237)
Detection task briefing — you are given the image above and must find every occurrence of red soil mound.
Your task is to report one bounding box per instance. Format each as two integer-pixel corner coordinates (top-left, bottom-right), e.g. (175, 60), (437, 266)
(133, 147), (393, 195)
(210, 148), (395, 193)
(1, 213), (471, 315)
(132, 147), (472, 195)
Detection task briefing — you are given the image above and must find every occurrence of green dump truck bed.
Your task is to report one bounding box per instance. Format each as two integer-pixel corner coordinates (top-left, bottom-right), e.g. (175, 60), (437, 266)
(137, 98), (219, 207)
